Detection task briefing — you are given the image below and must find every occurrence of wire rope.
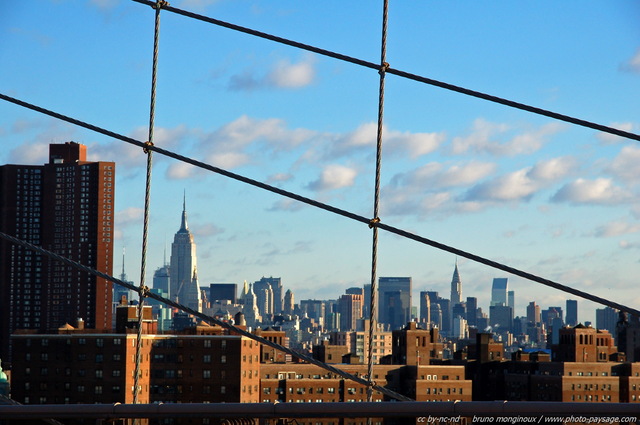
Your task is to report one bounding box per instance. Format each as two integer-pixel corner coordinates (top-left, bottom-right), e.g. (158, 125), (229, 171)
(129, 0), (640, 143)
(132, 0), (165, 407)
(0, 231), (412, 402)
(367, 0), (389, 410)
(1, 92), (639, 319)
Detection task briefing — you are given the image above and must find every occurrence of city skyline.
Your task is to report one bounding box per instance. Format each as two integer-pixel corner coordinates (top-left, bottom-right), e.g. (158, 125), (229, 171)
(1, 1), (640, 326)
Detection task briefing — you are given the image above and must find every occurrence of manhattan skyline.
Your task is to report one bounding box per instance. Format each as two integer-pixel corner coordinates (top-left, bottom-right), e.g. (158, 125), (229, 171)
(1, 1), (639, 325)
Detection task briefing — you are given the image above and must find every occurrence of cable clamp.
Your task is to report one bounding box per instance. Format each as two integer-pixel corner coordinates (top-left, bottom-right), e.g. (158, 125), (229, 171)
(379, 62), (389, 75)
(369, 217), (380, 229)
(153, 0), (169, 9)
(139, 285), (150, 298)
(143, 141), (154, 154)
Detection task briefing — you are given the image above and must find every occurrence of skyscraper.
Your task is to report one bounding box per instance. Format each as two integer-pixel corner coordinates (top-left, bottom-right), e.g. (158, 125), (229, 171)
(0, 142), (115, 366)
(169, 195), (201, 312)
(339, 293), (363, 331)
(378, 277), (412, 331)
(566, 299), (578, 326)
(254, 277), (283, 315)
(490, 278), (508, 306)
(450, 261), (462, 306)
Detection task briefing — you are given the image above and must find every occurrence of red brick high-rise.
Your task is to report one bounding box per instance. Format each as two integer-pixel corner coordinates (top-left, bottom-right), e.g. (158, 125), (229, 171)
(0, 142), (115, 367)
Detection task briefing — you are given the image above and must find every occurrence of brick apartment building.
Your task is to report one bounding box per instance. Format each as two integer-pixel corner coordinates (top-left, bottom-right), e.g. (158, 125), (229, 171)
(10, 304), (260, 409)
(0, 142), (115, 367)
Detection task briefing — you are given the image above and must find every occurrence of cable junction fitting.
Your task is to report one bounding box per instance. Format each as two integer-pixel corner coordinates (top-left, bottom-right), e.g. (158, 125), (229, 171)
(153, 0), (169, 9)
(369, 217), (381, 229)
(143, 141), (154, 154)
(379, 62), (389, 75)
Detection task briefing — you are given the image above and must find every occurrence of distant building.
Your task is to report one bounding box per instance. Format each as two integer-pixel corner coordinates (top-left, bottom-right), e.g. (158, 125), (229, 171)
(378, 277), (412, 331)
(391, 322), (443, 365)
(489, 304), (513, 333)
(254, 277), (283, 316)
(566, 299), (578, 327)
(0, 142), (115, 367)
(169, 195), (201, 312)
(283, 289), (295, 315)
(490, 278), (508, 306)
(450, 261), (462, 307)
(338, 293), (363, 331)
(553, 324), (620, 363)
(596, 307), (619, 335)
(209, 283), (237, 304)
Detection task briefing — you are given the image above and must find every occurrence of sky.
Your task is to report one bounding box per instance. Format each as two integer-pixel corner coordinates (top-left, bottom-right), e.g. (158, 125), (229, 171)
(1, 0), (640, 325)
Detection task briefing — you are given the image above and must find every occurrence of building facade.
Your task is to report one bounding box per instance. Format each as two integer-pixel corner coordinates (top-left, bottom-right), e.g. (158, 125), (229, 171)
(0, 142), (114, 367)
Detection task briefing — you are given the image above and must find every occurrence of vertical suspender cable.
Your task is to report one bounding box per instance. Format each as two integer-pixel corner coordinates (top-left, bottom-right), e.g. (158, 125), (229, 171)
(367, 0), (389, 412)
(133, 0), (165, 408)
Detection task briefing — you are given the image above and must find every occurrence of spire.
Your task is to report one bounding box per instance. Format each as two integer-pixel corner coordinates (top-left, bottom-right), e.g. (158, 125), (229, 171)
(120, 247), (126, 281)
(450, 259), (462, 306)
(179, 190), (189, 232)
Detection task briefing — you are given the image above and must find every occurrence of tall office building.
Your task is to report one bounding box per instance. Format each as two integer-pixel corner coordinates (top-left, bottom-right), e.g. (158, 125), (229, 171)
(466, 297), (478, 328)
(596, 307), (618, 334)
(490, 278), (508, 306)
(283, 289), (295, 315)
(419, 291), (431, 326)
(0, 142), (115, 366)
(527, 301), (541, 324)
(338, 293), (363, 331)
(450, 261), (462, 306)
(209, 283), (237, 304)
(254, 277), (283, 315)
(169, 196), (201, 312)
(378, 277), (412, 331)
(566, 299), (578, 327)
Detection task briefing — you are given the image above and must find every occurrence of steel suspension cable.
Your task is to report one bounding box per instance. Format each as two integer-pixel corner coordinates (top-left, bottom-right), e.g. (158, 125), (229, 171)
(129, 0), (640, 143)
(367, 0), (389, 410)
(133, 0), (165, 407)
(1, 92), (639, 319)
(0, 231), (412, 402)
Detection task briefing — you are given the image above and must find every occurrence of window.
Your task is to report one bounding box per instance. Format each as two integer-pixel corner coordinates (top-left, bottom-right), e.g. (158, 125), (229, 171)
(96, 370), (103, 378)
(203, 355), (211, 363)
(221, 355), (227, 364)
(203, 370), (211, 379)
(221, 386), (226, 394)
(95, 386), (103, 395)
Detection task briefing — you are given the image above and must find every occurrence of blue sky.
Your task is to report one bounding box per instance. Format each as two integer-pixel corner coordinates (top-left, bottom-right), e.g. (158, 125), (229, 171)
(1, 0), (640, 325)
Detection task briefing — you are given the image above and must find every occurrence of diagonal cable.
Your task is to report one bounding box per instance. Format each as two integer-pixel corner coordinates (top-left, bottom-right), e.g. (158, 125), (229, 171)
(0, 231), (412, 402)
(1, 92), (639, 319)
(129, 0), (640, 143)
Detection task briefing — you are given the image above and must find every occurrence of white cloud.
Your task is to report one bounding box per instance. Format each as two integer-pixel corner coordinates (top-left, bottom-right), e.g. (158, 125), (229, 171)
(115, 207), (144, 228)
(620, 48), (640, 74)
(267, 198), (305, 212)
(229, 56), (316, 91)
(267, 56), (316, 88)
(606, 145), (640, 183)
(306, 164), (357, 191)
(166, 162), (199, 180)
(464, 168), (539, 201)
(324, 122), (444, 160)
(463, 156), (576, 202)
(594, 220), (640, 238)
(8, 142), (49, 165)
(390, 161), (496, 190)
(451, 118), (563, 156)
(551, 178), (633, 205)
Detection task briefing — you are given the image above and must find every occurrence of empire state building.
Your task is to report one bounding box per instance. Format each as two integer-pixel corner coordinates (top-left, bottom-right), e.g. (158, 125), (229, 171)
(169, 196), (202, 312)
